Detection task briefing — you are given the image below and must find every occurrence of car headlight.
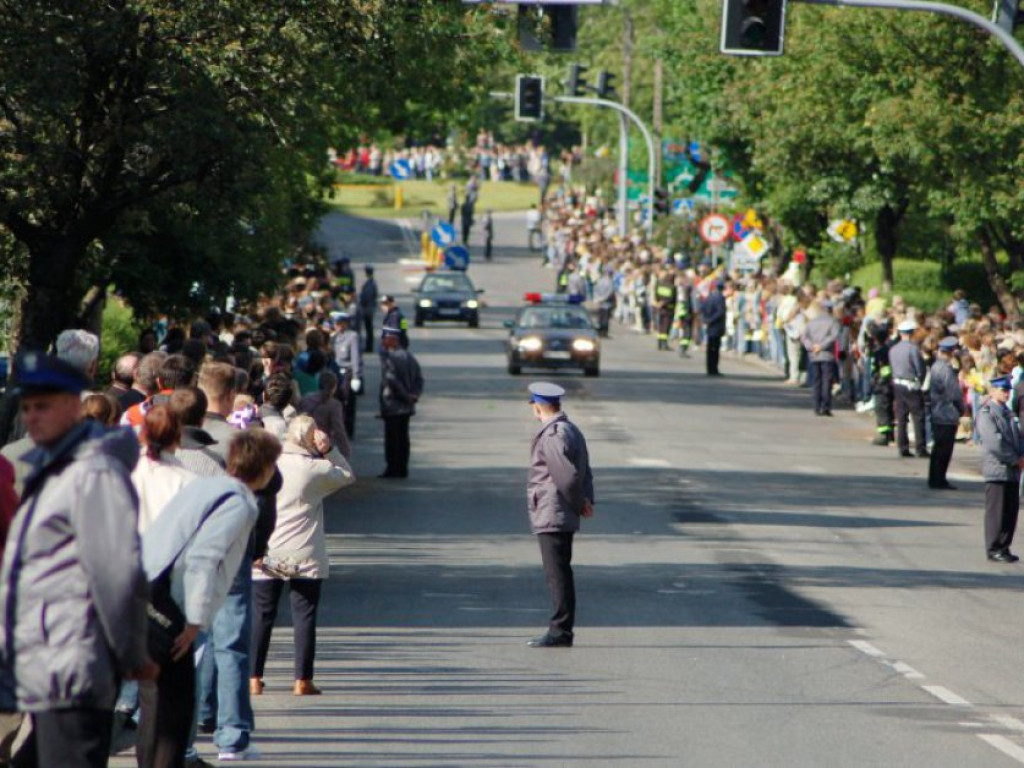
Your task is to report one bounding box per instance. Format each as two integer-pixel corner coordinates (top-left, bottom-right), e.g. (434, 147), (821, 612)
(518, 336), (543, 352)
(464, 299), (479, 309)
(572, 339), (596, 353)
(418, 299), (433, 308)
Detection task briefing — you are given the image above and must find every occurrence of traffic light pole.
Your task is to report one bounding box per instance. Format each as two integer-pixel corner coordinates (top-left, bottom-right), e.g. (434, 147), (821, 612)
(798, 0), (1024, 70)
(554, 95), (657, 239)
(617, 114), (629, 239)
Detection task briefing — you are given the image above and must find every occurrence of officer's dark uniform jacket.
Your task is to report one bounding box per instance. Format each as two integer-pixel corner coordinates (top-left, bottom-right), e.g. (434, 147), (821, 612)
(379, 348), (423, 418)
(889, 339), (926, 387)
(382, 307), (409, 349)
(928, 359), (963, 425)
(977, 398), (1024, 482)
(528, 413), (594, 535)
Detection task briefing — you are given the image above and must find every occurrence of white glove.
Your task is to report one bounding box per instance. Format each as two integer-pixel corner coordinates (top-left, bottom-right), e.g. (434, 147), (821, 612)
(351, 378), (362, 394)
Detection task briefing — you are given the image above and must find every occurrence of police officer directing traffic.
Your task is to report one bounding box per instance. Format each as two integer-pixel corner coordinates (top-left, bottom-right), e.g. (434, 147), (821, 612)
(526, 382), (594, 648)
(927, 336), (964, 490)
(889, 319), (929, 458)
(977, 375), (1024, 563)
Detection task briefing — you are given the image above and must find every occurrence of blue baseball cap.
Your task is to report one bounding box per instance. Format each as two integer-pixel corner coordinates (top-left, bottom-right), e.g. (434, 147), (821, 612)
(938, 336), (959, 351)
(990, 375), (1013, 391)
(13, 352), (89, 396)
(528, 382), (565, 405)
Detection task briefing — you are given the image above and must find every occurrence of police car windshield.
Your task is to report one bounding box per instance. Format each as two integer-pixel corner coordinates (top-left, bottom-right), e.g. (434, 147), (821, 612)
(421, 274), (474, 293)
(518, 307), (592, 330)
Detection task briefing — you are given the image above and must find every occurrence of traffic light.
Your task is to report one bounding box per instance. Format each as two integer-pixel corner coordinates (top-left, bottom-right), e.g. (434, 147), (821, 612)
(654, 188), (670, 218)
(515, 75), (544, 122)
(546, 4), (578, 52)
(994, 0), (1024, 33)
(720, 0), (787, 56)
(567, 63), (589, 97)
(596, 70), (617, 100)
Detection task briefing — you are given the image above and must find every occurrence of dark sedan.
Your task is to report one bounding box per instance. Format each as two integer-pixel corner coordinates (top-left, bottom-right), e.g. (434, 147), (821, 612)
(504, 301), (600, 377)
(413, 271), (483, 328)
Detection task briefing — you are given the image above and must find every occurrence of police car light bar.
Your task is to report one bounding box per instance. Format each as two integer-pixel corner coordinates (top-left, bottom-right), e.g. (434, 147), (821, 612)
(524, 293), (584, 304)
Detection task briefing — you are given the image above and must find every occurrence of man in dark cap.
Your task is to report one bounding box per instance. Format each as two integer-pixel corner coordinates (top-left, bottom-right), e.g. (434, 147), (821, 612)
(378, 327), (423, 479)
(526, 382), (594, 648)
(977, 375), (1024, 563)
(0, 353), (156, 767)
(890, 319), (928, 458)
(927, 337), (964, 489)
(380, 295), (409, 350)
(700, 280), (726, 376)
(359, 265), (379, 352)
(331, 311), (363, 438)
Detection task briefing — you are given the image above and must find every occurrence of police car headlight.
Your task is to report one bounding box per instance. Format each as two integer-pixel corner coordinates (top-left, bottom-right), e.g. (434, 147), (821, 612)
(519, 337), (543, 352)
(418, 299), (433, 308)
(464, 299), (479, 309)
(572, 339), (596, 353)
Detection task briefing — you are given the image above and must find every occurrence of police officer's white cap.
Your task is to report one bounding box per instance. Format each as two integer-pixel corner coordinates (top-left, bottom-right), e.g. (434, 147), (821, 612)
(529, 382), (566, 404)
(897, 319), (917, 333)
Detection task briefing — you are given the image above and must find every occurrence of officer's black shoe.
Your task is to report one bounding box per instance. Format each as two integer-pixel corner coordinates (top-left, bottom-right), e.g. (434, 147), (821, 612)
(821, 410), (833, 417)
(987, 551), (1020, 563)
(871, 436), (890, 446)
(900, 450), (913, 458)
(527, 633), (573, 648)
(928, 482), (957, 490)
(916, 450), (931, 458)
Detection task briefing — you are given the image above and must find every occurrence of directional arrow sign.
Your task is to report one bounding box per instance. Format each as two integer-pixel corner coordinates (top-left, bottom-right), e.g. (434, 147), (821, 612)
(431, 222), (457, 248)
(699, 213), (731, 245)
(444, 245), (470, 271)
(390, 158), (411, 180)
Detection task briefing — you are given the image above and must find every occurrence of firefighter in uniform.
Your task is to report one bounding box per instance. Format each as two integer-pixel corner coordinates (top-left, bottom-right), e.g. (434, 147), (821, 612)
(331, 311), (363, 438)
(332, 255), (356, 296)
(379, 295), (409, 350)
(674, 273), (693, 357)
(869, 323), (895, 446)
(889, 319), (928, 458)
(654, 268), (676, 351)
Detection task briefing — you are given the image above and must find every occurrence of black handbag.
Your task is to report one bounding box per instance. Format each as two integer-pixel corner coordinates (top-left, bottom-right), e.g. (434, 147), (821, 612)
(145, 492), (234, 666)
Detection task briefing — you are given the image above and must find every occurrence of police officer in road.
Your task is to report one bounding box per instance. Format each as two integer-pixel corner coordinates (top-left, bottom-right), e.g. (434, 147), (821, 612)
(331, 312), (363, 438)
(700, 280), (727, 376)
(359, 265), (378, 353)
(592, 268), (615, 338)
(378, 326), (423, 479)
(380, 295), (409, 350)
(526, 382), (594, 648)
(976, 375), (1024, 562)
(927, 336), (964, 489)
(889, 319), (928, 457)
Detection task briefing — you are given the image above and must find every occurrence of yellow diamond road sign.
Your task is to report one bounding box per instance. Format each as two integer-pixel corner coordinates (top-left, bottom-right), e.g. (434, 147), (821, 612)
(742, 233), (769, 259)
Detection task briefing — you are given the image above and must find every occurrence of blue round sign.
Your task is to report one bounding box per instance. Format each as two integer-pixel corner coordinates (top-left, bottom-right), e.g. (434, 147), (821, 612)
(390, 159), (411, 180)
(431, 222), (457, 248)
(444, 245), (470, 271)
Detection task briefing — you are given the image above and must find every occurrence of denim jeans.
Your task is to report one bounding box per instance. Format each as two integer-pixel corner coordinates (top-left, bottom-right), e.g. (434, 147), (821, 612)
(196, 558), (254, 753)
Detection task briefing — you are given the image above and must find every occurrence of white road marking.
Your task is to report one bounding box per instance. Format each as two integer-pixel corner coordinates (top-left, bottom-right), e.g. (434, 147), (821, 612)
(404, 275), (422, 284)
(397, 219), (419, 257)
(629, 458), (672, 468)
(978, 735), (1024, 764)
(889, 661), (925, 679)
(959, 721), (986, 728)
(848, 640), (885, 658)
(923, 685), (972, 707)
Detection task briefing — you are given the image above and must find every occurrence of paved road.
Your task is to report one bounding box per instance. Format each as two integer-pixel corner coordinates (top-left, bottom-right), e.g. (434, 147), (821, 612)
(134, 211), (1024, 767)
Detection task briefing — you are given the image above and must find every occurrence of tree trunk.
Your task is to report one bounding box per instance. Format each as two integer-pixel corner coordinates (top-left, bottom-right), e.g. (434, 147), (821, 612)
(17, 236), (89, 351)
(874, 203), (904, 294)
(979, 230), (1021, 320)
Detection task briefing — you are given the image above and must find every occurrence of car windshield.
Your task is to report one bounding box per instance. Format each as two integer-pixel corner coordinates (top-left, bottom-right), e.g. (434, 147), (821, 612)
(517, 307), (592, 330)
(421, 274), (474, 293)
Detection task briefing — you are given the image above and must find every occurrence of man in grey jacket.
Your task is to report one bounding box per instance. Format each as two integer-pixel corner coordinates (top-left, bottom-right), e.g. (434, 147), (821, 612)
(0, 353), (155, 768)
(526, 382), (594, 648)
(927, 337), (964, 490)
(977, 375), (1024, 563)
(800, 300), (841, 416)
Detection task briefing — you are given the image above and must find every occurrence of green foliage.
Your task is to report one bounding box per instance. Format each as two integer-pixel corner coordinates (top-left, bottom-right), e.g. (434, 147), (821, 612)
(99, 296), (142, 383)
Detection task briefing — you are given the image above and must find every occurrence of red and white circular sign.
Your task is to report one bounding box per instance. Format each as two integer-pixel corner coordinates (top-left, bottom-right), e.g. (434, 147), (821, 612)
(699, 213), (730, 245)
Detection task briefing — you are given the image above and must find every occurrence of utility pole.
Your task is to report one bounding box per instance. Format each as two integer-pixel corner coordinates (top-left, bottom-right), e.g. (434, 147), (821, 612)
(622, 10), (634, 109)
(621, 10), (635, 237)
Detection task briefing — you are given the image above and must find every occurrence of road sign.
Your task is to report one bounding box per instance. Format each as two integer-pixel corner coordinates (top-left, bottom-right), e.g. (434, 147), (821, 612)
(731, 213), (752, 241)
(444, 245), (470, 271)
(699, 214), (731, 245)
(827, 219), (858, 243)
(740, 233), (769, 259)
(390, 159), (411, 180)
(673, 198), (695, 217)
(431, 222), (457, 248)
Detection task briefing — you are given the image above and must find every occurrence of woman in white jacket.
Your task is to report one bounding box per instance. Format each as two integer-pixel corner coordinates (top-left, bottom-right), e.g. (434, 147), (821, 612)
(250, 414), (354, 696)
(132, 404), (196, 533)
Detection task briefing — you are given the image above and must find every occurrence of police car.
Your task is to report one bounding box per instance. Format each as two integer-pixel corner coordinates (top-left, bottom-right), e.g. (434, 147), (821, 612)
(504, 294), (600, 377)
(413, 271), (483, 328)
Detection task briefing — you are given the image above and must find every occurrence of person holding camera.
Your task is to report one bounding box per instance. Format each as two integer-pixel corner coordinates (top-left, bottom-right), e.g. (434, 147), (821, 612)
(250, 415), (354, 697)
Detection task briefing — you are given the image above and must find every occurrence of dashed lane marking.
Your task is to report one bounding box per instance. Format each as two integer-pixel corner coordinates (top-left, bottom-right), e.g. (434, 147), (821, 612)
(978, 735), (1024, 764)
(923, 685), (972, 707)
(992, 716), (1024, 733)
(847, 639), (885, 657)
(628, 458), (672, 468)
(888, 661), (925, 679)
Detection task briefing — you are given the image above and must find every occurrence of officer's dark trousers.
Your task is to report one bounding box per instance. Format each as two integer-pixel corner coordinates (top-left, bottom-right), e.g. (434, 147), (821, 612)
(929, 423), (957, 486)
(538, 532), (575, 639)
(811, 361), (834, 413)
(706, 335), (722, 375)
(21, 708), (113, 768)
(383, 414), (411, 477)
(894, 385), (926, 453)
(362, 315), (374, 353)
(985, 478), (1020, 555)
(137, 648), (196, 768)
